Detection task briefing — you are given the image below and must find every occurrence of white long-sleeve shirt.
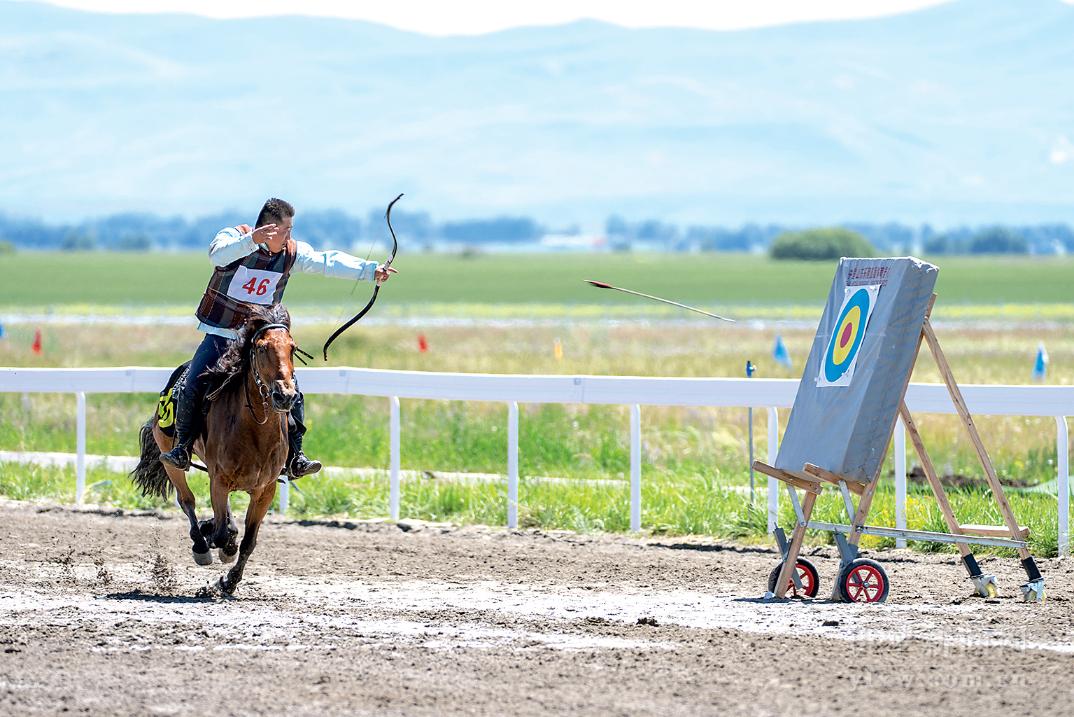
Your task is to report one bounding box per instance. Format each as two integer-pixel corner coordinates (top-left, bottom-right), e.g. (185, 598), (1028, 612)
(198, 226), (380, 338)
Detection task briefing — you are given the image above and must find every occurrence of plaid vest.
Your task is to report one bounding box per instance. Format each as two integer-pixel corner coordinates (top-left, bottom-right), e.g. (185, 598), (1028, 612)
(195, 239), (298, 330)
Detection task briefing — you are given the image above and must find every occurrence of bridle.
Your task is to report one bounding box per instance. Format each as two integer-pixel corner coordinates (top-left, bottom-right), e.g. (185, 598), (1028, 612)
(245, 323), (292, 425)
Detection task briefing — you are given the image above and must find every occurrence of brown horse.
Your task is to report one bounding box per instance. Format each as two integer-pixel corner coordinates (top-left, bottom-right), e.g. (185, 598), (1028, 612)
(130, 305), (299, 595)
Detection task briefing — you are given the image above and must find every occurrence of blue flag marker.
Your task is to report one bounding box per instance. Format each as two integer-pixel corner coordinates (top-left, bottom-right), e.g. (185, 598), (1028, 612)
(0, 323), (5, 339)
(773, 335), (792, 368)
(1032, 343), (1048, 381)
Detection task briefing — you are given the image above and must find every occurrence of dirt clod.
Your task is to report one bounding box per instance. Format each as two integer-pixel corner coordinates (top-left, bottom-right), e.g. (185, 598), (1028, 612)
(149, 553), (176, 593)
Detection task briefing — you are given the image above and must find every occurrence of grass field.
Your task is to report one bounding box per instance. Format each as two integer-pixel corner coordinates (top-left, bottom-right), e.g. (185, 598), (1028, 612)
(0, 251), (1071, 554)
(1, 251), (1073, 313)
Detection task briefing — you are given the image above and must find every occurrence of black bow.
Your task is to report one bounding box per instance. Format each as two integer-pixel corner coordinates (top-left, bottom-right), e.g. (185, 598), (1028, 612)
(322, 193), (402, 361)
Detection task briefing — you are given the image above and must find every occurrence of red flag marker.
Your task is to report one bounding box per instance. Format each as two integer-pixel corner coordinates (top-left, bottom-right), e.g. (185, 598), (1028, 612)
(417, 334), (428, 353)
(32, 329), (42, 355)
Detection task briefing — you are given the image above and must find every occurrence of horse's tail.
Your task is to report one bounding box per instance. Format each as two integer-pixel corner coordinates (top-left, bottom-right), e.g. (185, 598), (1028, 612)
(129, 418), (173, 500)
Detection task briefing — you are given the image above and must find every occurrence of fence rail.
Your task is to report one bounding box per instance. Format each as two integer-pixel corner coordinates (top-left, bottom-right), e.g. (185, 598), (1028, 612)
(2, 367), (1071, 554)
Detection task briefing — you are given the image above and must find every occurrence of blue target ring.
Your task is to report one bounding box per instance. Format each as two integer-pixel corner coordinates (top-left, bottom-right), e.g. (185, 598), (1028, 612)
(823, 288), (872, 383)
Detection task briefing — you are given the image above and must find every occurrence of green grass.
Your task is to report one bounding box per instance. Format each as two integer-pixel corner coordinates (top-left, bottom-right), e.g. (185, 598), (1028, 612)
(1, 251), (1071, 554)
(2, 461), (1062, 556)
(1, 322), (1069, 544)
(2, 251), (1073, 309)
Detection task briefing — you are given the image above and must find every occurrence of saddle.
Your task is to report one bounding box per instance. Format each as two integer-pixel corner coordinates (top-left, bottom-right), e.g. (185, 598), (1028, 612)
(156, 362), (190, 438)
(156, 361), (226, 438)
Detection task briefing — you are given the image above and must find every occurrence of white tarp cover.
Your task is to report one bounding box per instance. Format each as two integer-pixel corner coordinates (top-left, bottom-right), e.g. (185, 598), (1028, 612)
(775, 257), (939, 483)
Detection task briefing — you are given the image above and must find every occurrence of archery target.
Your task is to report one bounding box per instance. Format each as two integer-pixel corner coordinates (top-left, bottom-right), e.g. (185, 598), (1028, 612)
(817, 284), (880, 387)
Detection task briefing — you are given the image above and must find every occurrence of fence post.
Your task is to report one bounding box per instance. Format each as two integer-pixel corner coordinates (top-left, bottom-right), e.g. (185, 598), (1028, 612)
(75, 392), (86, 504)
(895, 416), (907, 548)
(630, 404), (641, 532)
(507, 401), (519, 529)
(1058, 416), (1069, 558)
(279, 480), (289, 515)
(766, 407), (779, 534)
(390, 396), (401, 521)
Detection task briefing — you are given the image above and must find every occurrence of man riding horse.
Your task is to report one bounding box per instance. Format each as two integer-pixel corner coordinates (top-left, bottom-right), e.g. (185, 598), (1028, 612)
(160, 197), (396, 478)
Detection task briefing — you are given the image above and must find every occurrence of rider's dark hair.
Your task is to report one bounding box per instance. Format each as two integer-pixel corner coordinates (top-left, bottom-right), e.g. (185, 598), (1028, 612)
(256, 198), (294, 228)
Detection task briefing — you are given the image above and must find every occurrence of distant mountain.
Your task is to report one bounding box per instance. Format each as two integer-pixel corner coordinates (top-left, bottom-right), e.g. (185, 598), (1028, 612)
(2, 0), (1074, 227)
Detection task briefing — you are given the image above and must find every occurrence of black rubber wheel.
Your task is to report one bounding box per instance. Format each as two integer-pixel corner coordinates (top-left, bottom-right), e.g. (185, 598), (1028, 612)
(767, 557), (820, 598)
(837, 558), (890, 603)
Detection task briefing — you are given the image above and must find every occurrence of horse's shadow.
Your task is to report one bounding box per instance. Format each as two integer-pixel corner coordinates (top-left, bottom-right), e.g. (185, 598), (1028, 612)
(648, 542), (778, 556)
(101, 589), (216, 604)
(731, 596), (841, 605)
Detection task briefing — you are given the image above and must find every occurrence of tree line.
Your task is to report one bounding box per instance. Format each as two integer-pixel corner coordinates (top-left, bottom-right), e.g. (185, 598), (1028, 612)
(606, 217), (1073, 256)
(0, 208), (1071, 255)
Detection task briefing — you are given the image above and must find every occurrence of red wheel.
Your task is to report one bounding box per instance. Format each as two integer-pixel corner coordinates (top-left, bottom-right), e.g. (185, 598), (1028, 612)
(837, 558), (889, 603)
(767, 557), (820, 598)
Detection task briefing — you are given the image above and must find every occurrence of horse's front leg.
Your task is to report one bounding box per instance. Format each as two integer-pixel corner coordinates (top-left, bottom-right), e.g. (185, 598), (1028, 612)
(218, 481), (277, 596)
(208, 480), (239, 564)
(155, 427), (212, 565)
(170, 468), (214, 566)
(219, 504), (239, 564)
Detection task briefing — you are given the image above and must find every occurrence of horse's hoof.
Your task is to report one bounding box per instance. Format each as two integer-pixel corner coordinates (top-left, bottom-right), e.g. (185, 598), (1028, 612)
(217, 548), (237, 565)
(192, 549), (213, 566)
(216, 576), (236, 596)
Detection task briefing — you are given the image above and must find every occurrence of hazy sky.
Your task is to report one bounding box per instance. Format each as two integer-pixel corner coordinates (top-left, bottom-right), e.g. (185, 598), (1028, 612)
(34, 0), (962, 35)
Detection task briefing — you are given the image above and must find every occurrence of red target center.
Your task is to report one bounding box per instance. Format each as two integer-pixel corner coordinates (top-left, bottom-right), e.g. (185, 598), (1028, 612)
(838, 322), (854, 348)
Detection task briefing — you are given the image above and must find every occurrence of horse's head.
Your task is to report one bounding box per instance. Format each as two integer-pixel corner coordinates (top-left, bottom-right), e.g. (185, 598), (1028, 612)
(244, 306), (298, 413)
(250, 325), (297, 412)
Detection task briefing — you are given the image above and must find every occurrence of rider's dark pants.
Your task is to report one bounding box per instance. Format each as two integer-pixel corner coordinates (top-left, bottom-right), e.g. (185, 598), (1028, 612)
(187, 333), (231, 407)
(289, 389), (307, 440)
(170, 333), (230, 446)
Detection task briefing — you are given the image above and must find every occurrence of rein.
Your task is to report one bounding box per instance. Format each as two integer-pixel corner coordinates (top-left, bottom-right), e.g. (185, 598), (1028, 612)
(243, 323), (289, 425)
(203, 320), (314, 424)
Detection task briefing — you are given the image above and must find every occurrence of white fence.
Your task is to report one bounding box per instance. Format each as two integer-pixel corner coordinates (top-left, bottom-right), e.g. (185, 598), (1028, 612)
(1, 367), (1072, 555)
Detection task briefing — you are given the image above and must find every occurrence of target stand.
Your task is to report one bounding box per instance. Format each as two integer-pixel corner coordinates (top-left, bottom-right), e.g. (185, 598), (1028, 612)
(753, 258), (1044, 604)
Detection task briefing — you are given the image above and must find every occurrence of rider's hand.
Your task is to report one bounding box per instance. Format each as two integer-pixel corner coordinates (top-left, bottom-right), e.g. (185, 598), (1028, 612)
(375, 266), (398, 286)
(251, 223), (278, 242)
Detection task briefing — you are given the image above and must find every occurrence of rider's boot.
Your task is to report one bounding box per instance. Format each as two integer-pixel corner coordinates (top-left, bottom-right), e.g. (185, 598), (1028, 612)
(160, 384), (197, 471)
(286, 433), (322, 479)
(285, 393), (321, 479)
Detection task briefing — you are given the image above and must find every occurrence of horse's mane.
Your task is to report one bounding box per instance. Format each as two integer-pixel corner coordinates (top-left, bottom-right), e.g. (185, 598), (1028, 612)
(204, 304), (291, 401)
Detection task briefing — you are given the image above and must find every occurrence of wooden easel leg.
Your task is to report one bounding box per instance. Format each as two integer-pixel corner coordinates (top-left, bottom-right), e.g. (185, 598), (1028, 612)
(922, 320), (1042, 597)
(922, 322), (1037, 563)
(820, 473), (882, 600)
(898, 402), (998, 593)
(772, 490), (817, 599)
(846, 477), (878, 548)
(898, 404), (972, 558)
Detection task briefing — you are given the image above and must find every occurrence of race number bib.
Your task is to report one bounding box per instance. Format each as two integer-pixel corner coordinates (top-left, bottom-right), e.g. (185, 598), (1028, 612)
(226, 266), (281, 305)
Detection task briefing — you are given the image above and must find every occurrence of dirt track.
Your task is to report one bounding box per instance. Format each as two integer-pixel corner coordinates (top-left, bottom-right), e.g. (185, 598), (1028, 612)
(2, 499), (1073, 716)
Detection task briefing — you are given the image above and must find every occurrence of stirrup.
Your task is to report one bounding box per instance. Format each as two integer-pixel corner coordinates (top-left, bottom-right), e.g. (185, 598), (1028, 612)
(287, 454), (322, 479)
(160, 443), (192, 470)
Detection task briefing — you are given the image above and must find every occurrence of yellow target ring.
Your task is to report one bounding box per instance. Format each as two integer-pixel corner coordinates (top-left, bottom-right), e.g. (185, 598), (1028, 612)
(831, 306), (862, 366)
